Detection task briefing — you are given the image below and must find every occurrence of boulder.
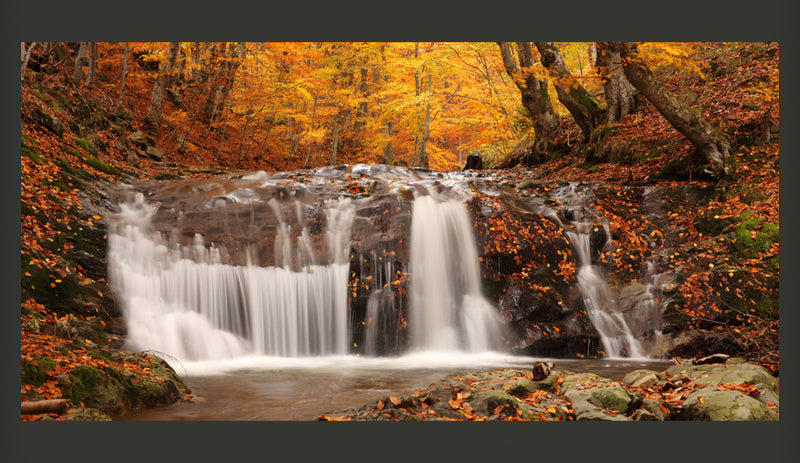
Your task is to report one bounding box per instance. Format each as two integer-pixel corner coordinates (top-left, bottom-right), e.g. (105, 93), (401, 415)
(681, 387), (778, 421)
(32, 107), (64, 137)
(622, 369), (665, 388)
(145, 146), (165, 161)
(127, 130), (154, 149)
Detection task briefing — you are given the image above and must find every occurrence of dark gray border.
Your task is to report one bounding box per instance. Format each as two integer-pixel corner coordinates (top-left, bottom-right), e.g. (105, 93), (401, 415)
(4, 1), (798, 461)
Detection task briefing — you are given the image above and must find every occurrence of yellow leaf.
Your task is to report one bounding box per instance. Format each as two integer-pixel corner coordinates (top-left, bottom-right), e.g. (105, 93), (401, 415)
(389, 396), (401, 406)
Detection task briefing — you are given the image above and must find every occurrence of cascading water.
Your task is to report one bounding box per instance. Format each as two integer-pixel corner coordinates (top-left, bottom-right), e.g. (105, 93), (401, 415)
(108, 191), (354, 361)
(107, 166), (506, 365)
(550, 183), (666, 359)
(408, 194), (504, 353)
(566, 230), (645, 358)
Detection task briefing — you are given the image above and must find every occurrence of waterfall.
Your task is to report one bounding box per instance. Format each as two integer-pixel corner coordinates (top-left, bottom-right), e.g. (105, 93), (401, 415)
(566, 231), (645, 358)
(108, 192), (354, 361)
(407, 194), (504, 352)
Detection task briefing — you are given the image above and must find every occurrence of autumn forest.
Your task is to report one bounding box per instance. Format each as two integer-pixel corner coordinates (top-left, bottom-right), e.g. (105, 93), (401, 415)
(19, 41), (780, 423)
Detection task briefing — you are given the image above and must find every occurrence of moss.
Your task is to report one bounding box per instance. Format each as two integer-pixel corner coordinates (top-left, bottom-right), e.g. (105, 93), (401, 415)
(21, 361), (50, 386)
(75, 137), (97, 155)
(21, 132), (44, 163)
(84, 155), (124, 177)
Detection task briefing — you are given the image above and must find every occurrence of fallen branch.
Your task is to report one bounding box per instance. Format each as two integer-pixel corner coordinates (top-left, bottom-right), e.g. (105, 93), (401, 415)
(21, 398), (71, 415)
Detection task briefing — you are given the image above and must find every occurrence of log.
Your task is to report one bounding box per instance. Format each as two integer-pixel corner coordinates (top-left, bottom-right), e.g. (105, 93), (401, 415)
(21, 398), (71, 415)
(692, 353), (730, 365)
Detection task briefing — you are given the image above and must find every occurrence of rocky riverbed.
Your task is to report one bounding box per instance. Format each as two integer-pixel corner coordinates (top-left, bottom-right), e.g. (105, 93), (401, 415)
(318, 356), (779, 421)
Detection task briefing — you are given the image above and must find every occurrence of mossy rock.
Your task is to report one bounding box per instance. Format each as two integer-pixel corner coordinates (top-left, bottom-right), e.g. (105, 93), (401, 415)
(681, 387), (778, 421)
(57, 365), (130, 414)
(63, 407), (112, 421)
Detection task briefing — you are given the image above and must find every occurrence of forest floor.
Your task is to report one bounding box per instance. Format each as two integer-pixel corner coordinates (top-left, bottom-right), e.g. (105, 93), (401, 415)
(19, 42), (779, 420)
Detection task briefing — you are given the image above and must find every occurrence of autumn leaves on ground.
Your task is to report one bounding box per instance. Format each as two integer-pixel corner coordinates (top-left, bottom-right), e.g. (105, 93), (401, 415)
(19, 42), (778, 420)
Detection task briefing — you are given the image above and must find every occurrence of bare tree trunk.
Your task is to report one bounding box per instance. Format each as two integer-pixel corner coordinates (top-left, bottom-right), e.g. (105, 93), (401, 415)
(595, 42), (636, 124)
(615, 42), (730, 178)
(119, 42), (130, 107)
(498, 42), (558, 162)
(534, 42), (598, 140)
(330, 111), (341, 166)
(72, 42), (87, 85)
(144, 42), (180, 133)
(382, 121), (395, 165)
(84, 42), (97, 86)
(20, 42), (37, 81)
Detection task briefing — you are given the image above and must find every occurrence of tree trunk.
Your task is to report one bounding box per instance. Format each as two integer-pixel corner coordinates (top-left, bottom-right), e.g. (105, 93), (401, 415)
(534, 42), (598, 140)
(595, 42), (636, 124)
(144, 42), (180, 133)
(497, 42), (558, 162)
(84, 42), (97, 86)
(382, 121), (395, 165)
(330, 111), (341, 166)
(119, 42), (130, 107)
(616, 42), (730, 178)
(20, 42), (37, 81)
(72, 42), (87, 85)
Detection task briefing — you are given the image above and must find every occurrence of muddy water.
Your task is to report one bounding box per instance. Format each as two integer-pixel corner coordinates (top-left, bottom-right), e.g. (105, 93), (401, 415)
(116, 356), (674, 421)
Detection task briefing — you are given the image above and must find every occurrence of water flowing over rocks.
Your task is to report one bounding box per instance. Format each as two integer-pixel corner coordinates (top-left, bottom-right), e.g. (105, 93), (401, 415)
(104, 164), (714, 362)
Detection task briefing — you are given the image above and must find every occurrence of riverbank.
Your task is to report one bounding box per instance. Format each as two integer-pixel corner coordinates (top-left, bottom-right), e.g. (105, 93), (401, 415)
(319, 356), (778, 421)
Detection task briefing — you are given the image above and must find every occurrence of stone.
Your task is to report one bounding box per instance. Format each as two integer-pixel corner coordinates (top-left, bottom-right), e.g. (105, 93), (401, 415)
(532, 361), (554, 380)
(622, 369), (664, 388)
(32, 107), (64, 137)
(127, 130), (154, 149)
(681, 387), (778, 421)
(126, 149), (140, 167)
(145, 146), (164, 161)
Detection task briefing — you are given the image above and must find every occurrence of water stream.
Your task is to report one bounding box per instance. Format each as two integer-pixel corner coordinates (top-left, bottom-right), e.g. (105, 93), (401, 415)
(106, 164), (674, 419)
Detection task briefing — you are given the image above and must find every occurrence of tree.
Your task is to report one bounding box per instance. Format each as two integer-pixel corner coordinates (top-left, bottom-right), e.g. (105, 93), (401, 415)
(534, 42), (599, 140)
(612, 42), (731, 178)
(84, 42), (98, 86)
(20, 42), (37, 82)
(497, 42), (558, 162)
(144, 42), (180, 132)
(72, 42), (87, 86)
(595, 42), (636, 124)
(119, 42), (130, 108)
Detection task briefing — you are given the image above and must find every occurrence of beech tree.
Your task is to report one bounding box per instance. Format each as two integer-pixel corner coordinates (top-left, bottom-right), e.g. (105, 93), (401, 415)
(534, 42), (598, 140)
(612, 42), (731, 178)
(497, 42), (558, 161)
(595, 42), (636, 124)
(21, 42), (38, 81)
(144, 42), (180, 132)
(72, 42), (87, 86)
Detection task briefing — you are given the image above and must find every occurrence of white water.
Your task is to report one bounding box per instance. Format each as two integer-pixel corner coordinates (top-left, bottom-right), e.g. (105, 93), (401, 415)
(108, 193), (354, 361)
(408, 194), (504, 353)
(566, 231), (646, 358)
